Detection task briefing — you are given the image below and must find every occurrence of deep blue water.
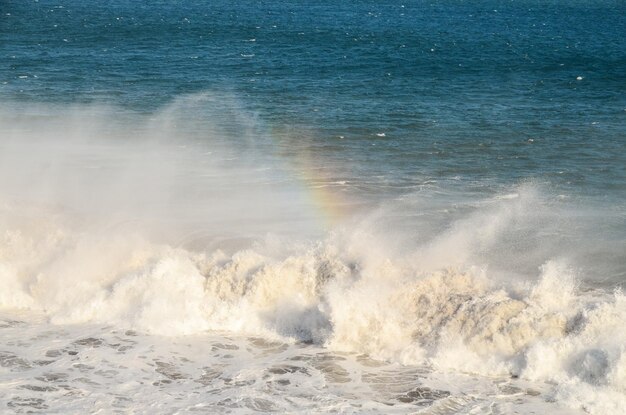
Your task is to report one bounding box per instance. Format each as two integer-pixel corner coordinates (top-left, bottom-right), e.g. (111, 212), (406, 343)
(2, 5), (626, 413)
(2, 0), (625, 196)
(1, 1), (626, 284)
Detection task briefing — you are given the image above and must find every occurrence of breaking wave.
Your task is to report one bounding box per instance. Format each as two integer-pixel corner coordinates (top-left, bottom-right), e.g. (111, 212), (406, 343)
(1, 99), (625, 413)
(1, 201), (626, 413)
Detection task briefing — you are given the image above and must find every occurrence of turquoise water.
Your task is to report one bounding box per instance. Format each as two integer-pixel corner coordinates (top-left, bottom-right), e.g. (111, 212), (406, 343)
(1, 2), (626, 413)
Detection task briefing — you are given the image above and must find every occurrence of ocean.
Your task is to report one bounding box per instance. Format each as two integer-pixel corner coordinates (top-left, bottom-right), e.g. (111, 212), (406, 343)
(1, 0), (625, 413)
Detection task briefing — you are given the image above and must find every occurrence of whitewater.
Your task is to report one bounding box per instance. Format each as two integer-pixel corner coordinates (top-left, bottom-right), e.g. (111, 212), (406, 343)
(0, 100), (624, 414)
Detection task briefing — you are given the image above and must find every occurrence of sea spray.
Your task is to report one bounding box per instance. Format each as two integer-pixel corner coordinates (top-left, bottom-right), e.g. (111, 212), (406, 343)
(1, 102), (624, 413)
(3, 198), (626, 411)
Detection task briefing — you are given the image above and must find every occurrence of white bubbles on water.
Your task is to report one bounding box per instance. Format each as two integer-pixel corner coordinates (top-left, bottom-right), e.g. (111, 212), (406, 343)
(0, 97), (625, 414)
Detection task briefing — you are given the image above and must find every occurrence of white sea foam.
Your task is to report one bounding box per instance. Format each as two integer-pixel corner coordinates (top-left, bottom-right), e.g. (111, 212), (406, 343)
(1, 199), (625, 413)
(0, 99), (624, 413)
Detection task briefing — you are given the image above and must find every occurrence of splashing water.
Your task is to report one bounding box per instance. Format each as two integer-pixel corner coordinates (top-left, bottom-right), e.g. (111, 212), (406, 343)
(0, 100), (625, 414)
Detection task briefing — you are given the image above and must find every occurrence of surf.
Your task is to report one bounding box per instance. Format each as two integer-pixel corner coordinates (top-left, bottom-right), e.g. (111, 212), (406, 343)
(1, 98), (625, 414)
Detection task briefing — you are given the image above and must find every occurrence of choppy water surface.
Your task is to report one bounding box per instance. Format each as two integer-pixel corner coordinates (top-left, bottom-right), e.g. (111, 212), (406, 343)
(0, 311), (590, 414)
(1, 0), (625, 413)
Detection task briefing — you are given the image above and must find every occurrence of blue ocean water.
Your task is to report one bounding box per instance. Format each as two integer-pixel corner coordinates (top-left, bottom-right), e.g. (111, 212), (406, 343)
(1, 1), (626, 414)
(3, 0), (625, 193)
(3, 0), (625, 280)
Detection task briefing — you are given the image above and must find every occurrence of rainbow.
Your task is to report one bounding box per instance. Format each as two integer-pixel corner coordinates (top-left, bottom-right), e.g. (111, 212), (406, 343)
(269, 125), (352, 229)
